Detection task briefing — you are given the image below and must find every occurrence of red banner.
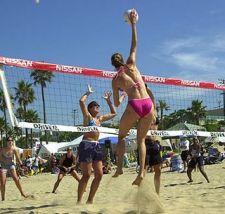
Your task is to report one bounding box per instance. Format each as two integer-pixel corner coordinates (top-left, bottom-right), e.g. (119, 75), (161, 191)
(0, 56), (225, 90)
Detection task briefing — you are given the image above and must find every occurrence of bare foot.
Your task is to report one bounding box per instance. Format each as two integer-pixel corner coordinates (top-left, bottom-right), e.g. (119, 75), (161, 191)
(187, 179), (193, 183)
(21, 194), (28, 198)
(132, 175), (143, 186)
(112, 169), (123, 178)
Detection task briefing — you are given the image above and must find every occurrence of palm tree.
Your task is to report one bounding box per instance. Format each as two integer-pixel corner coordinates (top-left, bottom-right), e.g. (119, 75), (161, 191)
(157, 100), (170, 129)
(14, 80), (35, 148)
(187, 100), (207, 125)
(24, 109), (40, 148)
(164, 109), (189, 129)
(15, 107), (25, 122)
(14, 107), (26, 140)
(30, 69), (54, 144)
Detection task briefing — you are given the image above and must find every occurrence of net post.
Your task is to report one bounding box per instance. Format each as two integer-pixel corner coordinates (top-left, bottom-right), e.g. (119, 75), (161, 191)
(0, 65), (18, 127)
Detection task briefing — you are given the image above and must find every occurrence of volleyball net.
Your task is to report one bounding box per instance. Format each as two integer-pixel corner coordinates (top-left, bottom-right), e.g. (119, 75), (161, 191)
(0, 56), (225, 138)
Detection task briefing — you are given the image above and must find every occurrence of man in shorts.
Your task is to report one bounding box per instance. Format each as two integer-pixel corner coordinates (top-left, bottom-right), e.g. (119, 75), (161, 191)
(179, 136), (190, 172)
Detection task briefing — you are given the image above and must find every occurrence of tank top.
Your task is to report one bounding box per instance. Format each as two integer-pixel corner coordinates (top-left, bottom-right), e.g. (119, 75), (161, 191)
(62, 155), (74, 167)
(1, 151), (14, 167)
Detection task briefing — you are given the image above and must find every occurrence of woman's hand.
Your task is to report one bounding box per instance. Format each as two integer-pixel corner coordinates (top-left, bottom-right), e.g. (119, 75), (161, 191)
(129, 9), (138, 24)
(87, 84), (94, 95)
(103, 91), (112, 102)
(119, 91), (127, 103)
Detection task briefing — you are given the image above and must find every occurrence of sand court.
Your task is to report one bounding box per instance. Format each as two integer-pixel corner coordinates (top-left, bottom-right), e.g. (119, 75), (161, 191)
(1, 161), (225, 213)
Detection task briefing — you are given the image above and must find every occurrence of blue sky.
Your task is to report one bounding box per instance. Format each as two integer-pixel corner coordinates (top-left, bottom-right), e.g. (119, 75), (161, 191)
(1, 0), (225, 83)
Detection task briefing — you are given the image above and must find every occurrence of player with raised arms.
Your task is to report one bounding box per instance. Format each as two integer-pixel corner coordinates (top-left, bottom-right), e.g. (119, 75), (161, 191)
(77, 85), (117, 204)
(111, 9), (155, 186)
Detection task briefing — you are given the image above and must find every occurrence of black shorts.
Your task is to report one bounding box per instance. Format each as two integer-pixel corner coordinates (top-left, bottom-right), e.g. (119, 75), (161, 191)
(58, 166), (74, 174)
(148, 153), (162, 167)
(79, 140), (103, 163)
(188, 156), (204, 168)
(181, 150), (189, 161)
(145, 140), (162, 166)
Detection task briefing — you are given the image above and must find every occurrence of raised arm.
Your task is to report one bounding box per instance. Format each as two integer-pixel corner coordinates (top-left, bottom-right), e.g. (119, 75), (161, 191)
(79, 85), (93, 117)
(100, 91), (117, 122)
(127, 10), (138, 66)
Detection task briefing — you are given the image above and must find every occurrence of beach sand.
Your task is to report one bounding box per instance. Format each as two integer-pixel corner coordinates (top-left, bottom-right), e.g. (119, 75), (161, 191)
(1, 161), (225, 214)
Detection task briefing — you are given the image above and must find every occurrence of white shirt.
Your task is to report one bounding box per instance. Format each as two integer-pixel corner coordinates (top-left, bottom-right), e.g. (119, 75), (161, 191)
(32, 156), (40, 167)
(179, 139), (189, 152)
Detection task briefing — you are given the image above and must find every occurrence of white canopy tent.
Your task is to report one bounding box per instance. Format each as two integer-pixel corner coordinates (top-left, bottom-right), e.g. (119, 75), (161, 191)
(38, 133), (137, 159)
(161, 139), (173, 151)
(38, 142), (68, 158)
(58, 135), (83, 153)
(58, 133), (136, 153)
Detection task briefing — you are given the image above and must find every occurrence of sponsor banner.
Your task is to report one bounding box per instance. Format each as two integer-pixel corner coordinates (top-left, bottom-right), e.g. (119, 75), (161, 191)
(1, 56), (225, 90)
(18, 122), (225, 137)
(210, 132), (225, 138)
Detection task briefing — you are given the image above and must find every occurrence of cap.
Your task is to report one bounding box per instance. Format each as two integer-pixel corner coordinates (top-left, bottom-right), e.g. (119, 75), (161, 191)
(88, 101), (100, 109)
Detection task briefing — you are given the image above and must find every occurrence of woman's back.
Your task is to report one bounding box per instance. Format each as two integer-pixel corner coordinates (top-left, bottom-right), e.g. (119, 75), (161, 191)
(113, 65), (148, 100)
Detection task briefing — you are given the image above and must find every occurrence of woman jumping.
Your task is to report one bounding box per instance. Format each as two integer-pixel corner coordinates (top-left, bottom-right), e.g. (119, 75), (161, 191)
(111, 10), (155, 186)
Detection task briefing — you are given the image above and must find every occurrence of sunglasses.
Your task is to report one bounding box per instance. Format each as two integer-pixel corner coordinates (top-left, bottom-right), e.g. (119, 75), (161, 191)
(8, 139), (13, 142)
(90, 104), (100, 108)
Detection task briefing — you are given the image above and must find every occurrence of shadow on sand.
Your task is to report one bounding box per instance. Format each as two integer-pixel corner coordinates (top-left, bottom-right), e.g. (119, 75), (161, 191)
(0, 204), (59, 214)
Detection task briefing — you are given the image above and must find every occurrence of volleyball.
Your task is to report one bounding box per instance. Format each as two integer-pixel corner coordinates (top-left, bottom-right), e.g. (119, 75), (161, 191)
(123, 9), (139, 24)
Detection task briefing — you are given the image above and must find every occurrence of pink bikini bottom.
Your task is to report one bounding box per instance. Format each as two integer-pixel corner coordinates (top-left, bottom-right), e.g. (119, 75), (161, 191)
(128, 97), (153, 118)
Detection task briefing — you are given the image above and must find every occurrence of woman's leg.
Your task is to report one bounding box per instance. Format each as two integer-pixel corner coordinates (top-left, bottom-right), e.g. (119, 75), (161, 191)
(132, 112), (154, 186)
(153, 164), (161, 195)
(0, 171), (6, 201)
(113, 105), (139, 177)
(52, 172), (65, 193)
(10, 169), (27, 198)
(187, 166), (194, 182)
(198, 166), (210, 183)
(70, 170), (81, 182)
(86, 161), (103, 204)
(77, 162), (92, 204)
